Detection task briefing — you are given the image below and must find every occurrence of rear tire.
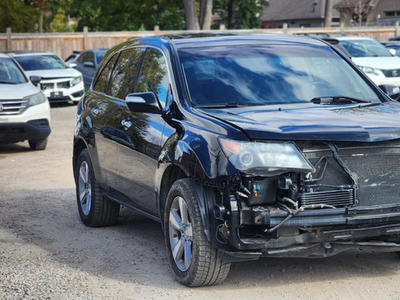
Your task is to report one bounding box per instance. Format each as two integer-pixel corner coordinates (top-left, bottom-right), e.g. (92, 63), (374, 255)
(164, 178), (231, 287)
(29, 138), (48, 150)
(75, 149), (120, 227)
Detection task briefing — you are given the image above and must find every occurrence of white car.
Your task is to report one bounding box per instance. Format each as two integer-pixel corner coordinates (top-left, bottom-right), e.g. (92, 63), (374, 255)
(0, 53), (51, 150)
(6, 51), (84, 104)
(335, 36), (400, 88)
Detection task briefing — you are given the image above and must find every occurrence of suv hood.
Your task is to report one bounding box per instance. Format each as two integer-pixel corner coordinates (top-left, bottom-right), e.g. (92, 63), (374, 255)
(0, 82), (41, 100)
(199, 102), (400, 142)
(352, 56), (400, 69)
(24, 68), (81, 78)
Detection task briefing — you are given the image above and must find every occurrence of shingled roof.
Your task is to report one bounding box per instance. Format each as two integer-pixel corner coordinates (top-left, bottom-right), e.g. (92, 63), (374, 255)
(262, 0), (341, 22)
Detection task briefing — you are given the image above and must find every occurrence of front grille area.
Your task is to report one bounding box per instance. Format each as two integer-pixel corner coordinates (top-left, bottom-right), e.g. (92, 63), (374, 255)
(339, 143), (400, 206)
(57, 81), (71, 89)
(301, 141), (400, 207)
(0, 99), (29, 115)
(41, 83), (54, 90)
(40, 79), (71, 91)
(381, 69), (400, 78)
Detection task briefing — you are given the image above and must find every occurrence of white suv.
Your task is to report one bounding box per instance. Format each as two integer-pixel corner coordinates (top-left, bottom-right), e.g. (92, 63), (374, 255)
(7, 51), (84, 104)
(335, 36), (400, 87)
(0, 53), (51, 150)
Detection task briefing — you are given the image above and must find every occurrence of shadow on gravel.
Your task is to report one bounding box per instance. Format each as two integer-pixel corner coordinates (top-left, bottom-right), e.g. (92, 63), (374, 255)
(0, 142), (32, 153)
(2, 186), (400, 291)
(49, 102), (76, 109)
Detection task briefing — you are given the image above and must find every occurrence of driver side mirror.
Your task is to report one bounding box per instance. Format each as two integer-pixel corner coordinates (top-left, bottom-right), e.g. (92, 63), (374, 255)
(389, 48), (396, 56)
(83, 61), (95, 68)
(379, 85), (400, 101)
(125, 92), (161, 113)
(30, 75), (41, 86)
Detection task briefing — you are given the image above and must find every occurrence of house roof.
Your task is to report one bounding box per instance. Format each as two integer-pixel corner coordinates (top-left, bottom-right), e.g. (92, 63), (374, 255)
(262, 0), (341, 22)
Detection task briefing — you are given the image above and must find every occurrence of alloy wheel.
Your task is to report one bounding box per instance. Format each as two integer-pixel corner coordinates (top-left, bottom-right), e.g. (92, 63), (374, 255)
(78, 160), (92, 216)
(169, 196), (193, 272)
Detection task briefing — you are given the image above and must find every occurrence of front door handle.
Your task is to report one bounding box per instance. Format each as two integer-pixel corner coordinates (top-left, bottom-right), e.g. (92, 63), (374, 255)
(121, 119), (132, 129)
(92, 108), (100, 116)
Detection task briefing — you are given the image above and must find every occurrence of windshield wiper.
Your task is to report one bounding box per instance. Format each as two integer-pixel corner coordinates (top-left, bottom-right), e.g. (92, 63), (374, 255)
(195, 102), (240, 108)
(311, 96), (371, 105)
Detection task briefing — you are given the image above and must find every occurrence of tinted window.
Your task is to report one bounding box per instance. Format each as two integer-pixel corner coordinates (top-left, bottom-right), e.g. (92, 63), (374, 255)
(108, 48), (143, 99)
(77, 52), (87, 64)
(136, 48), (170, 107)
(340, 39), (392, 57)
(15, 54), (67, 70)
(96, 50), (108, 65)
(0, 57), (27, 84)
(179, 45), (380, 107)
(78, 51), (94, 64)
(93, 53), (118, 93)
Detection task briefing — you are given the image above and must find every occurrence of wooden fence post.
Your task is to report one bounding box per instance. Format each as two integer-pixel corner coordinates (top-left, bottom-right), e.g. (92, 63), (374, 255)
(154, 25), (160, 35)
(283, 23), (288, 34)
(6, 27), (12, 51)
(396, 21), (399, 37)
(83, 26), (89, 50)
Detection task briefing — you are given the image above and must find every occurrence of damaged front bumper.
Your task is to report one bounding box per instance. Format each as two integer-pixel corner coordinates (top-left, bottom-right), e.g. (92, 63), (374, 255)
(218, 203), (400, 261)
(210, 140), (400, 262)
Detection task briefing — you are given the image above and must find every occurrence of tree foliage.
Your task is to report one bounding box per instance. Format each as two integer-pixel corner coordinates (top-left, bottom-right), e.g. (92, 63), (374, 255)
(335, 0), (373, 26)
(70, 0), (185, 31)
(214, 0), (269, 29)
(1, 0), (268, 33)
(0, 0), (75, 33)
(0, 0), (39, 32)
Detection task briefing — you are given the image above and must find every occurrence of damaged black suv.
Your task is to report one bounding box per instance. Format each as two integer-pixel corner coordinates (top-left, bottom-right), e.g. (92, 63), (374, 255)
(73, 33), (400, 287)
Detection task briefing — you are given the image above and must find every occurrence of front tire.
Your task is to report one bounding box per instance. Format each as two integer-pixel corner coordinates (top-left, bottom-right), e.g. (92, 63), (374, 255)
(164, 179), (231, 287)
(75, 149), (120, 227)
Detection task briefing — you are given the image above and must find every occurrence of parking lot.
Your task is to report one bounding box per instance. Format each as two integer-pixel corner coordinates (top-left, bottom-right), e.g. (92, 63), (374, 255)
(1, 104), (400, 299)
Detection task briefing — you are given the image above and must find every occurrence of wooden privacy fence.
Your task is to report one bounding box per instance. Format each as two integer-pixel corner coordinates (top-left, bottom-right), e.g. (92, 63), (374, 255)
(1, 23), (399, 60)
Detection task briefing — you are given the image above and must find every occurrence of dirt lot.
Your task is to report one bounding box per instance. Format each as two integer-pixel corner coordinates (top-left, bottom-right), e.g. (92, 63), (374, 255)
(1, 104), (400, 299)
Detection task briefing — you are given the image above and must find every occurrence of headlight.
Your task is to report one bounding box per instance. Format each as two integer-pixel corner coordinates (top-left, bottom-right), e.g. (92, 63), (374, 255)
(70, 76), (82, 86)
(23, 91), (47, 106)
(219, 138), (315, 176)
(358, 65), (380, 76)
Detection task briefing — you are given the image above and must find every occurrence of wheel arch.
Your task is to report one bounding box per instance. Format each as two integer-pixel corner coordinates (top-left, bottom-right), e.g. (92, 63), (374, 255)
(159, 165), (187, 226)
(159, 165), (219, 243)
(73, 137), (88, 184)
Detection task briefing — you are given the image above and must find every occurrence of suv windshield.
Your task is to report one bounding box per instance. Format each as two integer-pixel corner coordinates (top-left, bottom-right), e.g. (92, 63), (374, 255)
(340, 39), (392, 58)
(0, 57), (27, 84)
(15, 54), (68, 71)
(179, 45), (380, 107)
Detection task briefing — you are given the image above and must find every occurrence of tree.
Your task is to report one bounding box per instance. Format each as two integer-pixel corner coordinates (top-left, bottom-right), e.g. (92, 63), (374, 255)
(325, 0), (333, 27)
(182, 0), (213, 30)
(335, 0), (375, 26)
(214, 0), (269, 29)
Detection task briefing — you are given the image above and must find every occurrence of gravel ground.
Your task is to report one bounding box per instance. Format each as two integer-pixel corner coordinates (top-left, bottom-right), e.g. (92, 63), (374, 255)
(1, 104), (400, 299)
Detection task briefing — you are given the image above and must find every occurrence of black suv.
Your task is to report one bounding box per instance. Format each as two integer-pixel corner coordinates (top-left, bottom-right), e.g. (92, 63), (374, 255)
(73, 33), (400, 287)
